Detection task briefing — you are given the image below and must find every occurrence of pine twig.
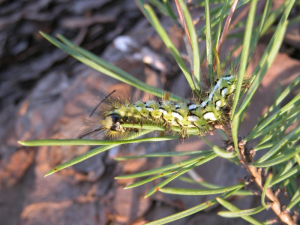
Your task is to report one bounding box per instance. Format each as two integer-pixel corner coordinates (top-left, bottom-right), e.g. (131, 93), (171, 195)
(175, 0), (192, 47)
(216, 0), (239, 56)
(238, 140), (297, 225)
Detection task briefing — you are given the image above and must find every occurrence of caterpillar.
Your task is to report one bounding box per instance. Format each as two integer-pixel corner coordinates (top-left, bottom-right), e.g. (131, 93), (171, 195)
(84, 75), (237, 139)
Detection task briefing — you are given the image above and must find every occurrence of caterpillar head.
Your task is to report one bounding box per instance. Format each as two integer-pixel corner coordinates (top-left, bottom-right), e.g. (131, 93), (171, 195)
(105, 113), (122, 131)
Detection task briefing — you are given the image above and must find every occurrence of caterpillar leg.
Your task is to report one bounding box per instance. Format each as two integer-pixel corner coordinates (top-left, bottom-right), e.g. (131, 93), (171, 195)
(160, 115), (172, 132)
(175, 119), (187, 139)
(139, 120), (143, 129)
(192, 122), (206, 136)
(180, 128), (187, 140)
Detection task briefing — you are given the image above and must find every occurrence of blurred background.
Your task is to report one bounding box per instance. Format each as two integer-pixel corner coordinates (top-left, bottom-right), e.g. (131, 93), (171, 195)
(0, 0), (300, 224)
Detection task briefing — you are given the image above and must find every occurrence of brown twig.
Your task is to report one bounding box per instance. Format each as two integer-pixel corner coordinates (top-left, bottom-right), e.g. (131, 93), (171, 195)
(214, 2), (251, 71)
(175, 0), (192, 47)
(216, 0), (239, 56)
(175, 0), (200, 94)
(229, 3), (251, 32)
(214, 124), (232, 139)
(238, 141), (296, 225)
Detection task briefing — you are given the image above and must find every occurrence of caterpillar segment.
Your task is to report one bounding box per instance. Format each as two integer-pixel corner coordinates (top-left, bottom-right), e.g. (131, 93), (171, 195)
(102, 75), (236, 139)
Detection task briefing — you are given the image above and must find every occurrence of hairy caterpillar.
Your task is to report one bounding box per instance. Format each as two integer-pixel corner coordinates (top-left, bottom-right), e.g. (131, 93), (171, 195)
(82, 75), (237, 139)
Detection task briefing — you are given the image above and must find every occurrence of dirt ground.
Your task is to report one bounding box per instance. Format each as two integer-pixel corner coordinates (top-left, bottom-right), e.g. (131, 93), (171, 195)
(0, 1), (300, 225)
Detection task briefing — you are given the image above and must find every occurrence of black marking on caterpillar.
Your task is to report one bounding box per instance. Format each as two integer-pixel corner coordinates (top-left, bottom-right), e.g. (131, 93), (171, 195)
(83, 75), (237, 139)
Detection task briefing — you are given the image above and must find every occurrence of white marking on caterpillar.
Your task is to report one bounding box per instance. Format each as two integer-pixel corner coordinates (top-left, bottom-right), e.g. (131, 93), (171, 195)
(222, 88), (228, 97)
(201, 101), (207, 107)
(145, 107), (153, 112)
(145, 101), (155, 106)
(159, 108), (167, 115)
(216, 79), (222, 89)
(204, 112), (217, 121)
(172, 112), (183, 120)
(215, 100), (221, 110)
(208, 78), (223, 101)
(188, 104), (198, 110)
(187, 115), (199, 122)
(175, 104), (180, 109)
(209, 92), (213, 101)
(135, 106), (142, 111)
(223, 75), (235, 81)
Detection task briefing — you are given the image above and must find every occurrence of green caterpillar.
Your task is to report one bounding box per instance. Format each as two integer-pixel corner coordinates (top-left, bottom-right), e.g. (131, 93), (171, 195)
(98, 75), (237, 139)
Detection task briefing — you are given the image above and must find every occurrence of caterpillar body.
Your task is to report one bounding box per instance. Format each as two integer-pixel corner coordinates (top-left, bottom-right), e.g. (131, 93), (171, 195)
(95, 75), (237, 139)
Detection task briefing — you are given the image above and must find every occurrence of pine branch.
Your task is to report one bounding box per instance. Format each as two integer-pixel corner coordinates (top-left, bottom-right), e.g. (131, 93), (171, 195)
(238, 140), (297, 225)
